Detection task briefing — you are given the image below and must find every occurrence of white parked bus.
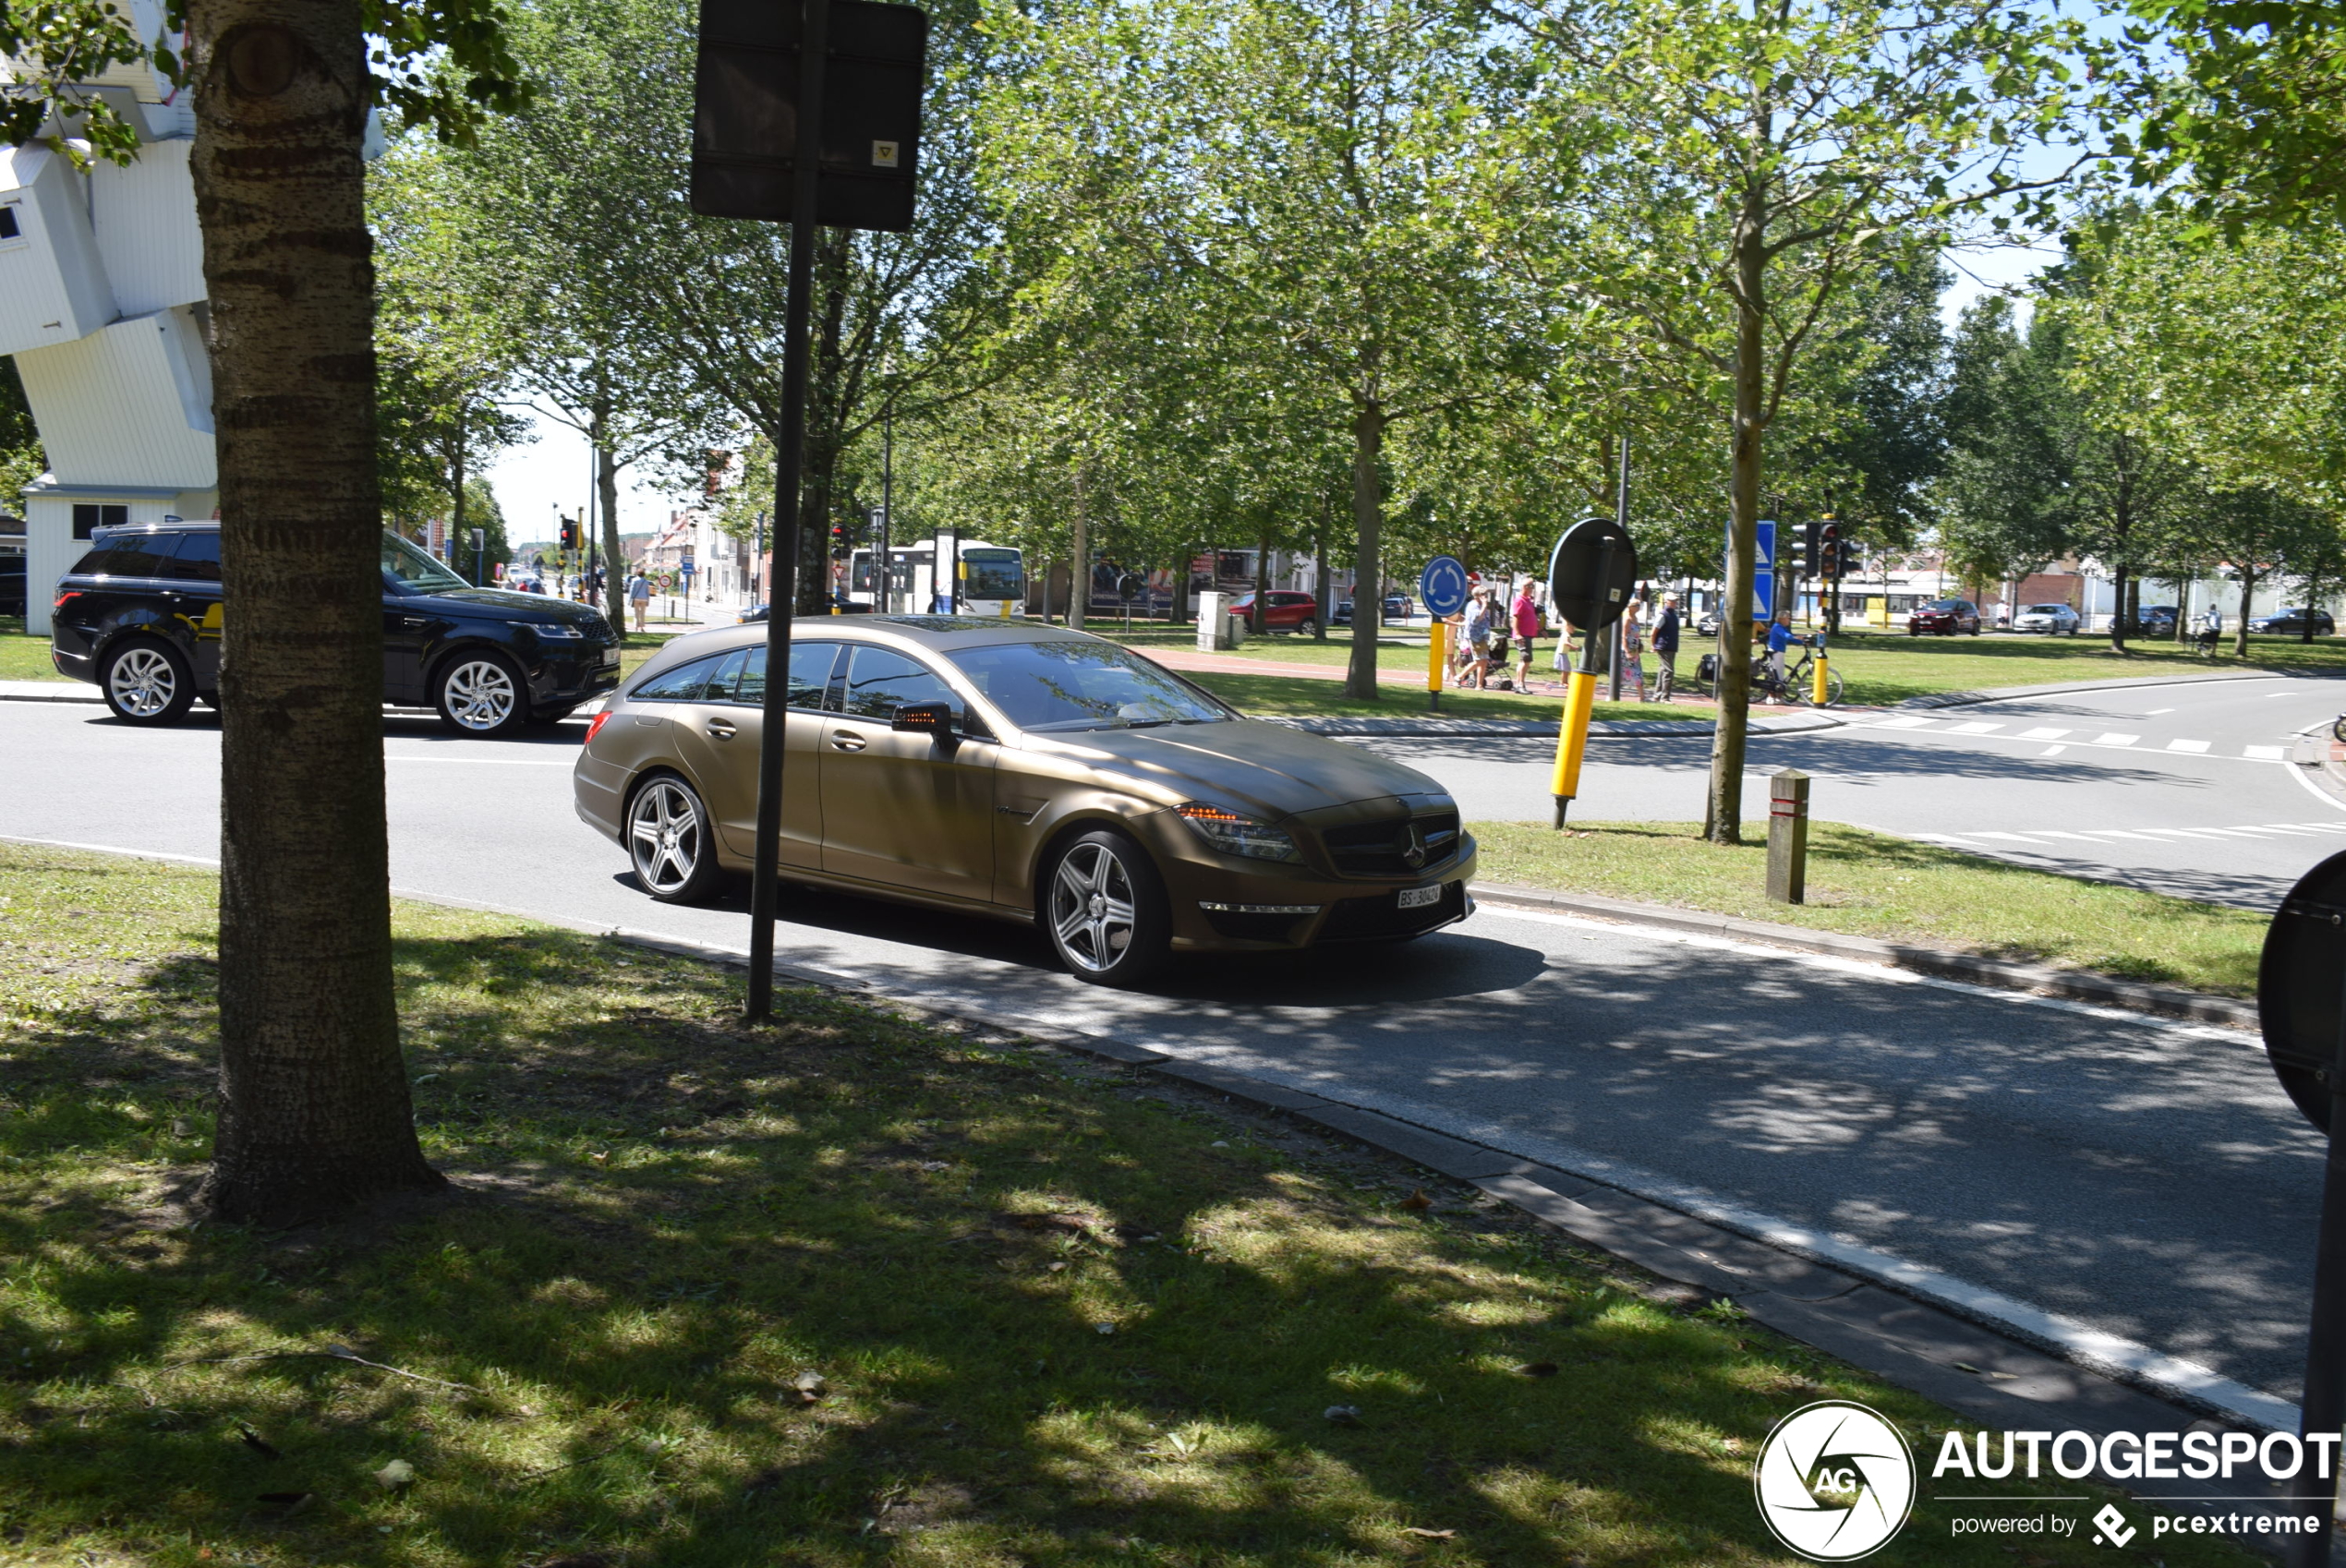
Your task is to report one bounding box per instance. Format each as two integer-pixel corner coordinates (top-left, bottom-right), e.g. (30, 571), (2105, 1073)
(850, 537), (1026, 618)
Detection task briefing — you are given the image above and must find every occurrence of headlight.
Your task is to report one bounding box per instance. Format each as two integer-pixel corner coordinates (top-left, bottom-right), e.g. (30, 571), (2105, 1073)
(1176, 802), (1301, 862)
(518, 621), (584, 639)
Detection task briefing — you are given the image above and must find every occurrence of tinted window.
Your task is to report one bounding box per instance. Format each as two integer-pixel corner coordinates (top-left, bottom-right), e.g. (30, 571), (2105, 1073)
(1923, 599), (1965, 611)
(72, 537), (176, 578)
(948, 639), (1231, 731)
(963, 549), (1023, 599)
(732, 642), (839, 709)
(381, 530), (471, 593)
(632, 653), (731, 701)
(166, 532), (223, 582)
(840, 645), (960, 721)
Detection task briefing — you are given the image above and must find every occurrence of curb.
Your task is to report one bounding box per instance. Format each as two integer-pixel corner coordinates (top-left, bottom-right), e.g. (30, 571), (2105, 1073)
(1895, 669), (2300, 711)
(0, 681), (97, 704)
(592, 923), (2310, 1549)
(1466, 882), (2258, 1029)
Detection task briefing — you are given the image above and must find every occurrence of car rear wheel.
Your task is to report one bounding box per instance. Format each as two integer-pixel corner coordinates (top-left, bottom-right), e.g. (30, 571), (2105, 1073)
(434, 650), (529, 737)
(627, 775), (721, 903)
(100, 637), (194, 726)
(1044, 829), (1170, 987)
(1295, 618), (1318, 639)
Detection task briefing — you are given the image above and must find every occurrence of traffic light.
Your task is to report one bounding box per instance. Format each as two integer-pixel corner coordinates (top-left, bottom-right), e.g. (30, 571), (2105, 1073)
(1836, 536), (1860, 578)
(1781, 533), (1808, 579)
(1818, 521), (1841, 579)
(829, 523), (850, 561)
(559, 516), (577, 551)
(1801, 518), (1823, 576)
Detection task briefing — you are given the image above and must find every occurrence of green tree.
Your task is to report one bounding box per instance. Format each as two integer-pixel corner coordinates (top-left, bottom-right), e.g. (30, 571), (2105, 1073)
(0, 357), (42, 505)
(1481, 0), (2088, 840)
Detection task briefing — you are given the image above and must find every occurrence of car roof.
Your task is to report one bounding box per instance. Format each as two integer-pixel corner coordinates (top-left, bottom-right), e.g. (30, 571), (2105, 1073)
(635, 615), (1111, 670)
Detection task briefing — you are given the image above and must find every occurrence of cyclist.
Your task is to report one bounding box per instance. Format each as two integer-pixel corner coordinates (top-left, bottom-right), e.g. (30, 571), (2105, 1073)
(1763, 610), (1796, 701)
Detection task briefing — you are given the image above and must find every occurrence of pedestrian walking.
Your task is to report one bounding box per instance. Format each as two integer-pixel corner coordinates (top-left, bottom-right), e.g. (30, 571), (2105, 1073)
(1460, 586), (1494, 689)
(627, 569), (651, 633)
(1512, 581), (1542, 692)
(1651, 592), (1681, 701)
(1618, 598), (1648, 701)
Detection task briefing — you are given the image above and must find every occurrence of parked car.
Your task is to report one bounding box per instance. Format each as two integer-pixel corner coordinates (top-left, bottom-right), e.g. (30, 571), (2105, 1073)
(576, 620), (1473, 985)
(2134, 605), (2180, 636)
(49, 523), (620, 733)
(1332, 593), (1411, 626)
(0, 550), (24, 617)
(2249, 608), (2337, 635)
(1906, 597), (1982, 635)
(2010, 602), (2081, 635)
(1227, 590), (1323, 635)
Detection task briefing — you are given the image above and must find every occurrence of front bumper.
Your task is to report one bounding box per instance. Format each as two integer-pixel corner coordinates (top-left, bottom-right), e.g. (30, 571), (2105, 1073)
(1143, 819), (1480, 951)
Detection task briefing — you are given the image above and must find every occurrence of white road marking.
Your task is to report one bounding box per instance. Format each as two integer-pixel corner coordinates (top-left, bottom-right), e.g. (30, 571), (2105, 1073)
(2018, 727), (2070, 740)
(2146, 707), (2176, 715)
(2166, 739), (2212, 754)
(2093, 732), (2141, 746)
(2042, 745), (2066, 756)
(382, 754), (576, 766)
(2246, 745), (2289, 759)
(1868, 716), (1939, 730)
(1948, 721), (2003, 734)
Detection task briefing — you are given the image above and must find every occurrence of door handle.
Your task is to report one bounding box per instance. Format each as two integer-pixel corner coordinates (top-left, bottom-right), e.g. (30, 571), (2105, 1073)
(401, 617), (429, 628)
(829, 730), (867, 753)
(705, 718), (736, 741)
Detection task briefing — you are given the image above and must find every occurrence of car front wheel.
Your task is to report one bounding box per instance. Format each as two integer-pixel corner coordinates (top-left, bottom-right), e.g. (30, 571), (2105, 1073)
(627, 775), (721, 903)
(434, 650), (530, 737)
(99, 637), (195, 726)
(1295, 618), (1318, 638)
(1044, 829), (1170, 986)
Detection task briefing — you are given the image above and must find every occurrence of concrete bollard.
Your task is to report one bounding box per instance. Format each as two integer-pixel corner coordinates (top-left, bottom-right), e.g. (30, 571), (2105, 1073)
(1767, 768), (1809, 904)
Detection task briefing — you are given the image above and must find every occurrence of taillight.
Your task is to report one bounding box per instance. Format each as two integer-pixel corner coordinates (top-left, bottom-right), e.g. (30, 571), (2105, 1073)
(583, 709), (611, 746)
(53, 591), (80, 614)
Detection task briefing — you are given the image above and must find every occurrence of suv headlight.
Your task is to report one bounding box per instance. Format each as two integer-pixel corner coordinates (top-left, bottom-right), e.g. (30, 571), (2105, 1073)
(518, 621), (584, 639)
(1176, 802), (1301, 862)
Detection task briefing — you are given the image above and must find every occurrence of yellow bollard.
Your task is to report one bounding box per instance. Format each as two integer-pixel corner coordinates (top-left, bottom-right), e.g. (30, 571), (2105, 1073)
(1427, 620), (1448, 712)
(1549, 669), (1598, 826)
(1811, 648), (1830, 706)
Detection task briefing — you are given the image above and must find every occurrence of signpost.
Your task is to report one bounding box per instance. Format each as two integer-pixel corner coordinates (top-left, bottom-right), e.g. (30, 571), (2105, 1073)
(1544, 517), (1638, 827)
(691, 0), (928, 1021)
(2258, 850), (2346, 1564)
(1420, 556), (1468, 713)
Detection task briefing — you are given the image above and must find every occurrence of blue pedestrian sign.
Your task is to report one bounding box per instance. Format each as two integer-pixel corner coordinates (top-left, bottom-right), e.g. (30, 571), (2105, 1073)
(1727, 519), (1774, 620)
(1420, 556), (1469, 619)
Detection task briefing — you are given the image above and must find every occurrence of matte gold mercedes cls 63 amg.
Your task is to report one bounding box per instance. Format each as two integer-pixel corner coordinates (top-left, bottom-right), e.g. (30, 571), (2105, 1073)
(573, 617), (1475, 985)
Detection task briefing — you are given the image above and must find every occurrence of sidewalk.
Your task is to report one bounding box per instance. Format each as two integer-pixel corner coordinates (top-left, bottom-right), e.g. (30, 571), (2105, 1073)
(1145, 643), (1716, 709)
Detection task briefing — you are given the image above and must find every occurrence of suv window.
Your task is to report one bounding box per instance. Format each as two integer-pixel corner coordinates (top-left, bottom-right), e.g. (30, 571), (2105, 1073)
(632, 653), (731, 702)
(166, 532), (223, 582)
(840, 645), (961, 721)
(731, 642), (840, 709)
(73, 535), (178, 578)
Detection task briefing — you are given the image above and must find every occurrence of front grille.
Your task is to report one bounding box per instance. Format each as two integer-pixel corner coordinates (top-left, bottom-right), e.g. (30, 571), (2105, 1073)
(1322, 881), (1465, 940)
(1321, 810), (1461, 878)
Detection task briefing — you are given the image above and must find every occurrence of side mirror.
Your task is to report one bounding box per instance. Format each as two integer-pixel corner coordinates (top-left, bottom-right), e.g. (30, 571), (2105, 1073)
(891, 701), (956, 739)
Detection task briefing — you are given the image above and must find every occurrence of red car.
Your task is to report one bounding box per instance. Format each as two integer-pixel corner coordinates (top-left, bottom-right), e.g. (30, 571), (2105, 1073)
(1907, 597), (1982, 636)
(1229, 590), (1324, 635)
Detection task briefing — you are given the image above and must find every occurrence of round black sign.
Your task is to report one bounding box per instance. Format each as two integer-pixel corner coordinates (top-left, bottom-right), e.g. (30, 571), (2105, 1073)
(1118, 573), (1143, 603)
(2257, 848), (2346, 1131)
(1546, 517), (1639, 631)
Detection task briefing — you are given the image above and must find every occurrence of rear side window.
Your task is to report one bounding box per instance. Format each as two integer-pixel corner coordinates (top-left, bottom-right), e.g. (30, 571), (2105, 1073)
(166, 533), (222, 582)
(732, 642), (840, 709)
(631, 653), (730, 701)
(71, 537), (177, 578)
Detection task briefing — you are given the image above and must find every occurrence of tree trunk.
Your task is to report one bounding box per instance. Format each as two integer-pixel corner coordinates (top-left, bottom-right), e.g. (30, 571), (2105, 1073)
(1070, 469), (1088, 633)
(1706, 204), (1765, 845)
(451, 401), (469, 583)
(189, 0), (439, 1224)
(1252, 525), (1271, 635)
(1344, 404), (1385, 702)
(2237, 569), (2255, 657)
(597, 428), (625, 634)
(1312, 525), (1328, 641)
(2175, 574), (2191, 644)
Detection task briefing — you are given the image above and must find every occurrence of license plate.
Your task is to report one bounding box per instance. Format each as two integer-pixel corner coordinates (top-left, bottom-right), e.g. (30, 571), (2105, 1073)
(1398, 884), (1443, 911)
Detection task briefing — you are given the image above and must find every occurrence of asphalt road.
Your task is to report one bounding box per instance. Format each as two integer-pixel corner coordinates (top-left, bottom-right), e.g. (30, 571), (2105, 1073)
(0, 686), (2327, 1424)
(1394, 671), (2346, 910)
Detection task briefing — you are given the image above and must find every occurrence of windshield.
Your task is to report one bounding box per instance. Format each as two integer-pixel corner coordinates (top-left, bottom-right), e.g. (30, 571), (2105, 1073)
(381, 531), (473, 593)
(2024, 604), (2065, 614)
(947, 638), (1233, 731)
(1924, 598), (1965, 611)
(963, 549), (1024, 600)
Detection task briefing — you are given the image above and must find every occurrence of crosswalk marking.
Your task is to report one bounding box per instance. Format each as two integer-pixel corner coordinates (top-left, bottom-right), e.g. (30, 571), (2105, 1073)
(2246, 745), (2289, 759)
(2019, 727), (2070, 740)
(1918, 820), (2346, 853)
(2166, 739), (2211, 754)
(2092, 732), (2140, 745)
(1871, 715), (1939, 730)
(1856, 720), (2292, 761)
(1949, 721), (2004, 734)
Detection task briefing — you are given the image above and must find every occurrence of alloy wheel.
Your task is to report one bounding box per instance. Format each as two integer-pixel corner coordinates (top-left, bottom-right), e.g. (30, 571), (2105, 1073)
(443, 658), (518, 730)
(629, 779), (702, 897)
(1050, 841), (1137, 973)
(107, 646), (177, 718)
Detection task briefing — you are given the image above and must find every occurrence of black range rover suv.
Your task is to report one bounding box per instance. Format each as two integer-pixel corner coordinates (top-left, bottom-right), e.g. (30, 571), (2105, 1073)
(50, 523), (622, 735)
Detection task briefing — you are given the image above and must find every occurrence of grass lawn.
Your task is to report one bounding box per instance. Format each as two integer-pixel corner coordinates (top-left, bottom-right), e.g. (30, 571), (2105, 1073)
(1193, 669), (1705, 727)
(0, 615), (67, 681)
(1811, 628), (2346, 706)
(1470, 819), (2271, 995)
(0, 842), (2248, 1567)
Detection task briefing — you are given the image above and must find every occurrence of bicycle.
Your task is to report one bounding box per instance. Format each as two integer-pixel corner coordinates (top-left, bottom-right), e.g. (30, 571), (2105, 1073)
(1693, 639), (1844, 706)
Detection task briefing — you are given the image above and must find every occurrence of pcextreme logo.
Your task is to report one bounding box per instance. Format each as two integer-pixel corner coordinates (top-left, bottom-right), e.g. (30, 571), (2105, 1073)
(1752, 1401), (1917, 1562)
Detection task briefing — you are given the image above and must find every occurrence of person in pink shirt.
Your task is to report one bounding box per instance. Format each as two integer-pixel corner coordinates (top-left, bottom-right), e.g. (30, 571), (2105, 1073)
(1511, 582), (1542, 691)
